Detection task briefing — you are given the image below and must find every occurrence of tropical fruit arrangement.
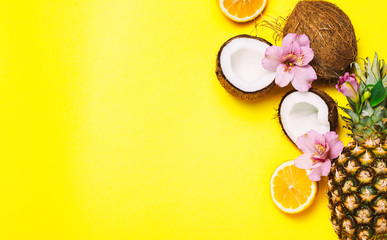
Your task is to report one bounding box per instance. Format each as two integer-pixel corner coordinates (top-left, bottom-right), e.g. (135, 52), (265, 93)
(216, 0), (386, 239)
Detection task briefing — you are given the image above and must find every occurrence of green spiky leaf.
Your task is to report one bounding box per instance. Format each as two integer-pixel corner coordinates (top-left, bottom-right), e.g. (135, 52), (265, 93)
(341, 116), (352, 121)
(361, 116), (373, 126)
(375, 97), (386, 108)
(340, 107), (359, 123)
(366, 71), (378, 85)
(372, 52), (381, 79)
(352, 62), (366, 83)
(347, 97), (357, 112)
(383, 74), (387, 87)
(381, 59), (387, 78)
(371, 106), (385, 123)
(364, 84), (375, 91)
(363, 128), (374, 136)
(370, 80), (387, 107)
(374, 122), (385, 132)
(361, 101), (374, 117)
(359, 80), (366, 93)
(354, 123), (365, 131)
(365, 57), (371, 72)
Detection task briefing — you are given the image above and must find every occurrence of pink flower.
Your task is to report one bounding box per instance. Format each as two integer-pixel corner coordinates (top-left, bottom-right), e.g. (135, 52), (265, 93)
(336, 72), (360, 102)
(294, 130), (344, 181)
(262, 33), (317, 92)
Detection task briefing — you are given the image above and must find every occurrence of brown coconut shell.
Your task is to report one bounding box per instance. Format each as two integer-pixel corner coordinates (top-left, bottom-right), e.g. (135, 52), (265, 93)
(215, 34), (276, 102)
(278, 88), (338, 145)
(283, 1), (357, 84)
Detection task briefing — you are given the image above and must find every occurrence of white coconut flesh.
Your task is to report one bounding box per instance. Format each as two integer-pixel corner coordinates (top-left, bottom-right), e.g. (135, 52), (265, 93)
(219, 37), (275, 93)
(280, 91), (331, 144)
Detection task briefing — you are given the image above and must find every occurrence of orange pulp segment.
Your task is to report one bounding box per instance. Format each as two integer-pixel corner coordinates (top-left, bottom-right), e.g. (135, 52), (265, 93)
(270, 160), (318, 214)
(219, 0), (267, 22)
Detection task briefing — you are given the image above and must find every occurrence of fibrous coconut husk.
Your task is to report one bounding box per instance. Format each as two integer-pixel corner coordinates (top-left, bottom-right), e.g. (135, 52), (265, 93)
(283, 0), (357, 84)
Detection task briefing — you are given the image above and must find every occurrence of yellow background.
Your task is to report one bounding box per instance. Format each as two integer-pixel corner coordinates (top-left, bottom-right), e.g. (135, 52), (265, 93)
(0, 0), (386, 239)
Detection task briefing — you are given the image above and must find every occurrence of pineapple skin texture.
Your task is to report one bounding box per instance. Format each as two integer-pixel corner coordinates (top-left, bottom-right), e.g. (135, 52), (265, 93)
(327, 139), (387, 240)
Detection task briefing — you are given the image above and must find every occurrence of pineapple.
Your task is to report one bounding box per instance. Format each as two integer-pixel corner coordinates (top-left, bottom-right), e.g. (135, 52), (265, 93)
(327, 53), (387, 240)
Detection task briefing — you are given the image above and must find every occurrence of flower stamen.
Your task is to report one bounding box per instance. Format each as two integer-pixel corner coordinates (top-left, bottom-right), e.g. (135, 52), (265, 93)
(315, 144), (326, 155)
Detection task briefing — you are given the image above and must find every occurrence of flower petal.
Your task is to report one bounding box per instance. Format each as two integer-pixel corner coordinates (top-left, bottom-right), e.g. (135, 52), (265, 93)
(281, 33), (297, 48)
(283, 40), (300, 56)
(329, 140), (344, 159)
(321, 160), (331, 177)
(308, 168), (322, 181)
(307, 129), (324, 145)
(294, 154), (314, 169)
(348, 74), (359, 92)
(262, 46), (283, 71)
(323, 131), (344, 159)
(291, 65), (317, 92)
(324, 131), (339, 145)
(336, 73), (359, 100)
(275, 64), (293, 87)
(343, 82), (357, 99)
(300, 46), (314, 66)
(296, 34), (310, 47)
(312, 161), (323, 169)
(296, 132), (318, 154)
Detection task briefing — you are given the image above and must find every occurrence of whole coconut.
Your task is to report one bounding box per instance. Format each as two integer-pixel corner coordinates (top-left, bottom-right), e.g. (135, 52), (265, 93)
(283, 0), (357, 84)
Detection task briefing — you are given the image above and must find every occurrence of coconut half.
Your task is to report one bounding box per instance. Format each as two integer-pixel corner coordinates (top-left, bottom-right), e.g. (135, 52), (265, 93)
(278, 88), (338, 145)
(216, 34), (276, 102)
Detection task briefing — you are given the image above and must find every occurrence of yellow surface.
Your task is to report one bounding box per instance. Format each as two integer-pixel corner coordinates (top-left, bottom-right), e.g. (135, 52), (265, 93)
(0, 0), (386, 239)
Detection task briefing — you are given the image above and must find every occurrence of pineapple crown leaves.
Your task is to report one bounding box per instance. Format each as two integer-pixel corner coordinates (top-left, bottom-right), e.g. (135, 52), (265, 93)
(339, 53), (387, 140)
(351, 53), (387, 109)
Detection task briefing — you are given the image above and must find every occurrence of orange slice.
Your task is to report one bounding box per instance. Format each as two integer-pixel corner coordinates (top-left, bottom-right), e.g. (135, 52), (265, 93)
(219, 0), (267, 22)
(270, 160), (318, 214)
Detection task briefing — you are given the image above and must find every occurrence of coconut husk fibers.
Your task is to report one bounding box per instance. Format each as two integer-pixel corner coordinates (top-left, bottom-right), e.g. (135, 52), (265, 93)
(215, 34), (276, 102)
(278, 88), (338, 145)
(283, 1), (357, 84)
